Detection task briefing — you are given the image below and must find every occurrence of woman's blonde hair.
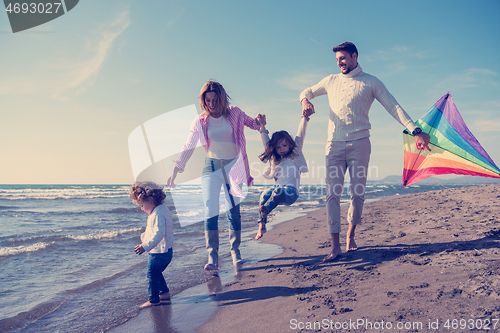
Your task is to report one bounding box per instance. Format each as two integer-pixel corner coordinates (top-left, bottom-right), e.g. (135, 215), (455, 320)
(199, 80), (231, 118)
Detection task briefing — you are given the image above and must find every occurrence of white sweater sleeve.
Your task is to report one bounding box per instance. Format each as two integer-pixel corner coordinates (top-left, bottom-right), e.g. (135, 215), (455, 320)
(299, 75), (331, 102)
(373, 78), (418, 133)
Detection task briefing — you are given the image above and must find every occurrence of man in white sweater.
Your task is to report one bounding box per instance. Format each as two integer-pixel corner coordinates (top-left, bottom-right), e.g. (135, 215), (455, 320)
(300, 41), (430, 261)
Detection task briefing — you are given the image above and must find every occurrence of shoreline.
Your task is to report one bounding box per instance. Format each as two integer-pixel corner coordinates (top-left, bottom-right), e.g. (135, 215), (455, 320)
(196, 184), (500, 332)
(3, 183), (497, 332)
(106, 209), (317, 333)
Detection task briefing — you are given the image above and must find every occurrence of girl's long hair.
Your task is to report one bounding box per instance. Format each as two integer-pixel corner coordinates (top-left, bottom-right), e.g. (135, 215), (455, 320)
(259, 130), (297, 163)
(199, 80), (231, 118)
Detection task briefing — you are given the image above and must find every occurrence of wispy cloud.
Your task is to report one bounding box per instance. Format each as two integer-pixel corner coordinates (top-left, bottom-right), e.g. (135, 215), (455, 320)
(277, 70), (329, 91)
(166, 7), (185, 27)
(0, 10), (130, 99)
(472, 119), (500, 132)
(310, 38), (327, 49)
(364, 45), (437, 78)
(366, 45), (433, 62)
(53, 10), (130, 98)
(0, 78), (36, 95)
(436, 68), (498, 90)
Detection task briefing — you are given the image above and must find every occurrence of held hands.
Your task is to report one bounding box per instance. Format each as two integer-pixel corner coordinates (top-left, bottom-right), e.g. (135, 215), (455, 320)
(134, 244), (145, 255)
(415, 133), (431, 151)
(256, 114), (266, 129)
(301, 98), (315, 117)
(303, 108), (314, 118)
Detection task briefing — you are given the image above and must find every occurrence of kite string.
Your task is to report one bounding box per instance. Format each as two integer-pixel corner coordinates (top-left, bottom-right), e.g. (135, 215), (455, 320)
(432, 175), (478, 188)
(431, 177), (449, 189)
(424, 95), (451, 188)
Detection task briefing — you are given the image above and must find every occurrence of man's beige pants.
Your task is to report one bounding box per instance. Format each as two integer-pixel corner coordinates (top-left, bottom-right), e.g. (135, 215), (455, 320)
(325, 137), (371, 234)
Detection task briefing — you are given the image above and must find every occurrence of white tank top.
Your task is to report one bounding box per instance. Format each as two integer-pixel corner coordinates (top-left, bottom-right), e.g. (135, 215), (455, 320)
(207, 116), (238, 159)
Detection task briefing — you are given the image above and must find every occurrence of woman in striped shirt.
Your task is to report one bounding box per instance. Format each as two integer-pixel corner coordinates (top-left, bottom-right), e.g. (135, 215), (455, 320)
(167, 80), (265, 271)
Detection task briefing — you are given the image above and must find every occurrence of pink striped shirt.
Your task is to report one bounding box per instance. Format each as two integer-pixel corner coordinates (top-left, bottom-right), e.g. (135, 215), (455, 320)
(173, 106), (260, 197)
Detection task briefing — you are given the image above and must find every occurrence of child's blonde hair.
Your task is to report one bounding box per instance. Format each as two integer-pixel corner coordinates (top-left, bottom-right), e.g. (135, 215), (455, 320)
(129, 181), (166, 206)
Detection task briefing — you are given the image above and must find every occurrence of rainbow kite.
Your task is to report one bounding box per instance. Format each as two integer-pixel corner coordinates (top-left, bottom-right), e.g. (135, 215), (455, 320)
(403, 92), (500, 187)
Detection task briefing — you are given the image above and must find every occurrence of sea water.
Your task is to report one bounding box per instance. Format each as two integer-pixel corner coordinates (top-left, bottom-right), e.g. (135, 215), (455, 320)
(0, 183), (474, 332)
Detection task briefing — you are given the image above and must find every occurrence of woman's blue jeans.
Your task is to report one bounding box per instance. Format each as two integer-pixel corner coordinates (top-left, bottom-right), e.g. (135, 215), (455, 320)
(147, 248), (173, 303)
(259, 185), (299, 221)
(202, 157), (241, 231)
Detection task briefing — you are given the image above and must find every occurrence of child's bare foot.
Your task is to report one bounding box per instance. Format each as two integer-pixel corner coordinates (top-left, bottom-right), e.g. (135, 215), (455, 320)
(259, 205), (270, 219)
(346, 237), (358, 252)
(139, 301), (160, 309)
(160, 292), (171, 301)
(255, 222), (266, 240)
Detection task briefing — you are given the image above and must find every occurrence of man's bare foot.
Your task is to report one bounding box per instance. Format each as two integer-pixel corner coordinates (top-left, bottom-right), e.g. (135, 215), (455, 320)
(160, 292), (171, 301)
(346, 237), (358, 252)
(345, 224), (357, 251)
(322, 249), (342, 262)
(255, 222), (266, 240)
(139, 301), (160, 309)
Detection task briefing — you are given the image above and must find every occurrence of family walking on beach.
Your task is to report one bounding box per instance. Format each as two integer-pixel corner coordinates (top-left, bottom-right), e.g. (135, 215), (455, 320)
(131, 41), (431, 308)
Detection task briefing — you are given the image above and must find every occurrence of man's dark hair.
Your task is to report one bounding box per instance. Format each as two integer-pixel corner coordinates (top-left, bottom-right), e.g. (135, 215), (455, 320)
(333, 41), (358, 57)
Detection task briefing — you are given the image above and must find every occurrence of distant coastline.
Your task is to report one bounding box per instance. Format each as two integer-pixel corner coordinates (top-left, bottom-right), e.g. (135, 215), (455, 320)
(371, 174), (500, 185)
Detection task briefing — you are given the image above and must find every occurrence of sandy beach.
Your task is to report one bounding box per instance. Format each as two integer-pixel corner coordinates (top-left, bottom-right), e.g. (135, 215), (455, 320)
(195, 184), (500, 332)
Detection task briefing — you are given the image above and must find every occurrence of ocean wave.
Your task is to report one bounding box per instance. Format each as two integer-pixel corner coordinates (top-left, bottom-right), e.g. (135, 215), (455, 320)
(0, 263), (144, 332)
(67, 227), (142, 241)
(1, 194), (129, 201)
(174, 209), (205, 220)
(366, 188), (386, 193)
(0, 298), (65, 332)
(107, 207), (141, 214)
(0, 241), (55, 257)
(240, 200), (259, 207)
(0, 228), (141, 254)
(293, 200), (322, 206)
(2, 226), (143, 245)
(0, 205), (17, 210)
(240, 205), (259, 212)
(0, 186), (130, 201)
(169, 189), (203, 195)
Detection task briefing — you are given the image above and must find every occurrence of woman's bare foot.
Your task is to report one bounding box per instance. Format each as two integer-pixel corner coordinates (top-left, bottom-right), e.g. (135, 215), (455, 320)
(204, 263), (219, 271)
(322, 249), (342, 262)
(139, 301), (160, 309)
(346, 237), (358, 252)
(255, 222), (266, 240)
(160, 292), (171, 301)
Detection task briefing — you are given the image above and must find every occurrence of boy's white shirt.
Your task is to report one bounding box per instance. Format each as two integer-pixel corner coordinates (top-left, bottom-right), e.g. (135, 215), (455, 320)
(141, 204), (174, 253)
(261, 117), (309, 182)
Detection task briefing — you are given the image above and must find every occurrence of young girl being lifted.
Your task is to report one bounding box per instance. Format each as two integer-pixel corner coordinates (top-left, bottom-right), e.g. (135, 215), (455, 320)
(255, 109), (312, 240)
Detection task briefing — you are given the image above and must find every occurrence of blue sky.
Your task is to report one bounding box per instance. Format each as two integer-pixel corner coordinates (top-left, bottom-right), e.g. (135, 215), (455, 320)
(1, 0), (499, 184)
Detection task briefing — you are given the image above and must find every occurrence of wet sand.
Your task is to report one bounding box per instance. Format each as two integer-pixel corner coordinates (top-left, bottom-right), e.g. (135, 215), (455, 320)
(106, 210), (313, 333)
(197, 184), (500, 332)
